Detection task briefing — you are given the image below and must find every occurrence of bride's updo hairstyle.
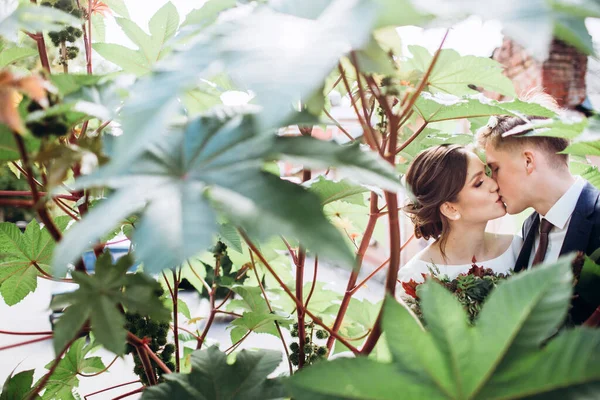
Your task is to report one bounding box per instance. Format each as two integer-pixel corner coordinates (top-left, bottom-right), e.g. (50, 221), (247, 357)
(404, 144), (469, 253)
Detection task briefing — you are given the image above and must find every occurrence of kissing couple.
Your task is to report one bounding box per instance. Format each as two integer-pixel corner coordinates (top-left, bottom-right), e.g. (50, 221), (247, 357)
(398, 94), (599, 325)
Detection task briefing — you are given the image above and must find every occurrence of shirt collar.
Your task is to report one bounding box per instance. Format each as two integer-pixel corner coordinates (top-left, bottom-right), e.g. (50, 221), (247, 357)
(540, 176), (586, 230)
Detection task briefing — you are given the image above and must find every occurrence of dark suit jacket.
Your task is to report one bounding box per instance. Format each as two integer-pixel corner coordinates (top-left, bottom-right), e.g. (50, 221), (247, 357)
(514, 182), (600, 324)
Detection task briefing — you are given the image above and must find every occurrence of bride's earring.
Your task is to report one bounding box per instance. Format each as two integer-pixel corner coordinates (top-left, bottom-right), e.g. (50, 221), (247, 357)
(453, 214), (461, 220)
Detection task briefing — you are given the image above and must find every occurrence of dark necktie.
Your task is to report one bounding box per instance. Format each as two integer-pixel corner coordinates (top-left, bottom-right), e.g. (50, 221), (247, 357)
(532, 218), (554, 266)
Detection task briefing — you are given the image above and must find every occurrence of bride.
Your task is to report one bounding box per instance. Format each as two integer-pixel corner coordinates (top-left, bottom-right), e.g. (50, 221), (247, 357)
(399, 144), (522, 284)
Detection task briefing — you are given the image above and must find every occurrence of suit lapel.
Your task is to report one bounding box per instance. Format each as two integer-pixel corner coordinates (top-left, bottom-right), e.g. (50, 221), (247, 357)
(515, 214), (539, 272)
(560, 182), (597, 256)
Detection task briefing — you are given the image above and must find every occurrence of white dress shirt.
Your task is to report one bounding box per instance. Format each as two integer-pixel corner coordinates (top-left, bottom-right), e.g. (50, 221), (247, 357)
(528, 176), (586, 266)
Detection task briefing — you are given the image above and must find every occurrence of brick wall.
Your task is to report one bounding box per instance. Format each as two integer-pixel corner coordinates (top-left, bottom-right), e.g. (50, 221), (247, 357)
(489, 37), (588, 108)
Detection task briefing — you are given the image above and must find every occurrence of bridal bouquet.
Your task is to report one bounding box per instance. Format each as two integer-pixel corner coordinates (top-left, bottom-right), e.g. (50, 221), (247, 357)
(401, 260), (511, 323)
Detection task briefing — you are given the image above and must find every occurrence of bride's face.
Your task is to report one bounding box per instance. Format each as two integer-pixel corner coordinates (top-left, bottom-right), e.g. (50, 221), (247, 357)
(450, 152), (506, 223)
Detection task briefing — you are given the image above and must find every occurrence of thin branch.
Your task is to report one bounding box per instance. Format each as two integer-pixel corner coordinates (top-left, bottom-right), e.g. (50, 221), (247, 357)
(26, 336), (77, 400)
(249, 249), (293, 375)
(395, 121), (428, 155)
(240, 231), (359, 354)
(172, 269), (181, 372)
(338, 64), (379, 151)
(323, 108), (355, 142)
(215, 310), (242, 318)
(280, 236), (298, 265)
(304, 257), (318, 309)
(350, 52), (382, 152)
(187, 260), (212, 294)
(225, 330), (251, 354)
(78, 355), (118, 377)
(0, 335), (52, 351)
(143, 343), (172, 375)
(84, 380), (141, 400)
(111, 387), (144, 400)
(0, 330), (53, 336)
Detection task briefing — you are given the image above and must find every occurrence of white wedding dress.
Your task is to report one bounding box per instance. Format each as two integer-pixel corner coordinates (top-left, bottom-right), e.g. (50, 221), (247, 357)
(398, 235), (523, 284)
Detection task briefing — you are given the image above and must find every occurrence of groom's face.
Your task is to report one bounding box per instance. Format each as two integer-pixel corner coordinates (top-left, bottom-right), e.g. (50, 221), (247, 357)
(485, 145), (529, 214)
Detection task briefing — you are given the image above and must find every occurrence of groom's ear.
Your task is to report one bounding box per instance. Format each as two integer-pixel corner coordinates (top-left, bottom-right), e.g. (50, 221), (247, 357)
(523, 150), (535, 174)
(440, 202), (460, 221)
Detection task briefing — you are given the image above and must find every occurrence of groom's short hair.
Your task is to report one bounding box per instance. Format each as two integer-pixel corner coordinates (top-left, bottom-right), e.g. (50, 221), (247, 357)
(476, 91), (569, 165)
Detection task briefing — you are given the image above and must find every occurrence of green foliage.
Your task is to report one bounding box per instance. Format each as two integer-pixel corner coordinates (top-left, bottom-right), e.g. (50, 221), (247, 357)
(1, 370), (41, 400)
(0, 1), (81, 43)
(0, 46), (37, 67)
(50, 253), (170, 355)
(92, 2), (179, 75)
(0, 217), (70, 305)
(141, 346), (286, 400)
(287, 256), (600, 399)
(199, 241), (248, 299)
(305, 176), (367, 206)
(53, 110), (400, 276)
(39, 338), (105, 400)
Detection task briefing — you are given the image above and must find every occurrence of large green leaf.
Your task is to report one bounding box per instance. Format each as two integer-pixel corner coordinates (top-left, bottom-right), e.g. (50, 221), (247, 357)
(0, 125), (40, 161)
(229, 311), (291, 342)
(50, 253), (170, 355)
(92, 43), (152, 75)
(103, 0), (130, 18)
(406, 46), (515, 97)
(414, 93), (557, 123)
(141, 346), (286, 400)
(1, 370), (40, 400)
(110, 0), (377, 170)
(0, 46), (37, 67)
(0, 2), (80, 42)
(465, 256), (574, 396)
(39, 338), (105, 400)
(285, 356), (442, 399)
(182, 0), (237, 28)
(0, 218), (70, 306)
(288, 257), (600, 399)
(54, 110), (400, 276)
(305, 176), (367, 206)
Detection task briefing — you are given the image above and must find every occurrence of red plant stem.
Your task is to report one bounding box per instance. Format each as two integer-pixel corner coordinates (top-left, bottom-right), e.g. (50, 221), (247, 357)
(249, 249), (293, 375)
(0, 330), (53, 336)
(12, 133), (62, 243)
(349, 257), (390, 296)
(32, 260), (74, 282)
(175, 326), (201, 340)
(26, 336), (78, 400)
(197, 306), (216, 350)
(60, 42), (68, 73)
(136, 345), (157, 386)
(397, 29), (449, 126)
(280, 236), (298, 265)
(0, 191), (78, 200)
(84, 380), (141, 400)
(326, 192), (379, 351)
(338, 64), (379, 152)
(225, 330), (252, 354)
(143, 343), (172, 374)
(87, 0), (93, 74)
(215, 310), (242, 318)
(52, 198), (80, 220)
(172, 269), (181, 372)
(360, 192), (401, 354)
(323, 108), (355, 142)
(584, 307), (600, 327)
(240, 231), (359, 354)
(112, 387), (144, 400)
(350, 52), (381, 152)
(395, 121), (428, 155)
(10, 162), (43, 187)
(0, 199), (33, 207)
(0, 335), (52, 351)
(78, 355), (118, 377)
(304, 257), (318, 309)
(296, 244), (306, 368)
(32, 33), (50, 72)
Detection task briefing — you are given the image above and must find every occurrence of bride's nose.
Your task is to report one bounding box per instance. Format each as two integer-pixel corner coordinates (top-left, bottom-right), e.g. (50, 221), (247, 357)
(489, 177), (499, 192)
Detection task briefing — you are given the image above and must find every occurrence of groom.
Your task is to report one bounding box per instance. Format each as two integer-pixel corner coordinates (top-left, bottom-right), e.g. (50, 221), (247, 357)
(478, 112), (600, 325)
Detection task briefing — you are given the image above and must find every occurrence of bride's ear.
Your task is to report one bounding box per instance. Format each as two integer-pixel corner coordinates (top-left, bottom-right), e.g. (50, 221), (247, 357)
(440, 202), (461, 221)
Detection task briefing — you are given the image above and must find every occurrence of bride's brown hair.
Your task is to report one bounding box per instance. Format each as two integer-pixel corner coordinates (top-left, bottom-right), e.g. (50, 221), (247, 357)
(404, 144), (469, 256)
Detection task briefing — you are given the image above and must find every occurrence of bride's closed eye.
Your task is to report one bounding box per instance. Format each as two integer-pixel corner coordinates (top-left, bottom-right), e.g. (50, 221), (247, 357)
(474, 179), (484, 188)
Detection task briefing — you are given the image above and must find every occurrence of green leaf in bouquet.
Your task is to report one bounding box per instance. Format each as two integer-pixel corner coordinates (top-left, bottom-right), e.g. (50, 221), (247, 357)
(39, 338), (105, 400)
(51, 253), (170, 355)
(0, 217), (70, 305)
(141, 346), (286, 400)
